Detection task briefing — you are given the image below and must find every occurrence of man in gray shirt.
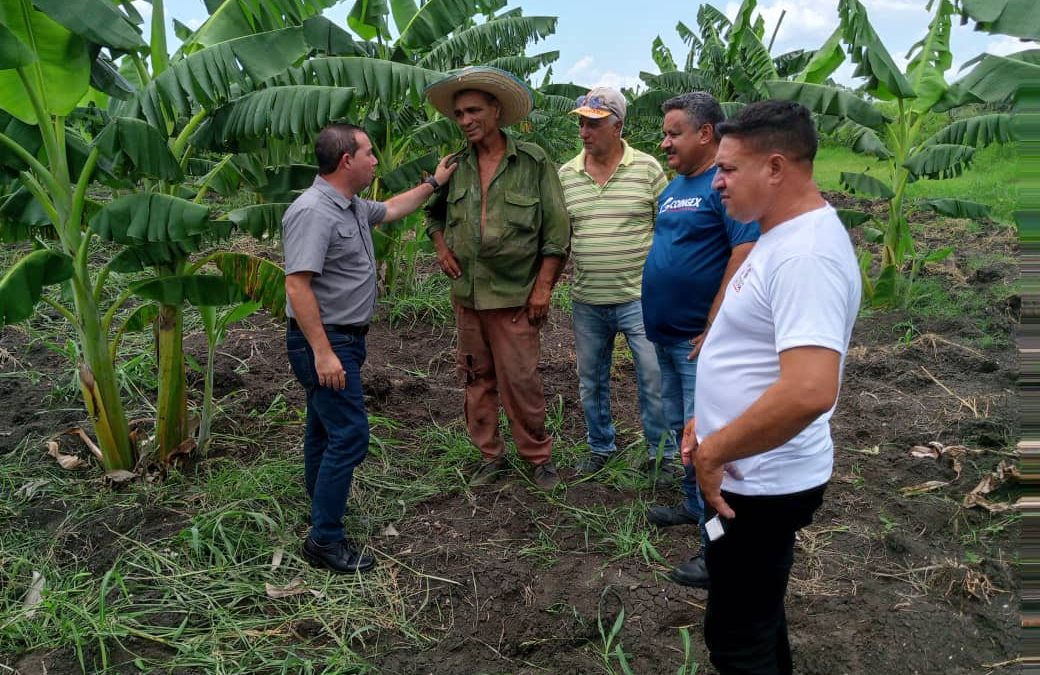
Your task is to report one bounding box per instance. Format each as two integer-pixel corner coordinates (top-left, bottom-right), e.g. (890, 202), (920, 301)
(284, 123), (456, 574)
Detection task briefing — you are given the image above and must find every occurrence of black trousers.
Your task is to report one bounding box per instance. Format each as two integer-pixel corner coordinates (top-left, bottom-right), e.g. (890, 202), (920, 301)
(704, 484), (827, 675)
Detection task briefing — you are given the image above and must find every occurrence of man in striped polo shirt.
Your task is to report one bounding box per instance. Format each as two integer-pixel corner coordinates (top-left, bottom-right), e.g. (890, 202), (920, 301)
(559, 87), (672, 476)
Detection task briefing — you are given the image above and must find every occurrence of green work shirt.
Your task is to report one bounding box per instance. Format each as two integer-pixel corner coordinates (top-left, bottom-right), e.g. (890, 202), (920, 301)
(426, 134), (570, 310)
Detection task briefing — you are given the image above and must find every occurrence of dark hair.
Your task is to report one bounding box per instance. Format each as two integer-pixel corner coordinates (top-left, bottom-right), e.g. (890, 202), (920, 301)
(716, 100), (818, 162)
(315, 123), (366, 175)
(453, 88), (499, 107)
(661, 91), (724, 140)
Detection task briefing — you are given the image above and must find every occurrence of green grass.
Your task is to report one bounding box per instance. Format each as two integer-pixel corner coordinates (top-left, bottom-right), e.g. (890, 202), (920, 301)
(814, 143), (1018, 223)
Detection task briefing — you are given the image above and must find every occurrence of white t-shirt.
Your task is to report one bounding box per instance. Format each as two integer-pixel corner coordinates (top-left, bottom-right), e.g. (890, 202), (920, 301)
(694, 204), (861, 496)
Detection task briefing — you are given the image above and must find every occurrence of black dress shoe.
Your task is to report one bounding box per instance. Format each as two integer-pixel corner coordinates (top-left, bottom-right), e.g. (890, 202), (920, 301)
(669, 554), (709, 588)
(302, 537), (376, 574)
(646, 505), (699, 527)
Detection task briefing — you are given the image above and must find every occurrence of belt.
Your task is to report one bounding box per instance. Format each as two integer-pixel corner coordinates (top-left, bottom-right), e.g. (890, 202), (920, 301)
(288, 317), (368, 336)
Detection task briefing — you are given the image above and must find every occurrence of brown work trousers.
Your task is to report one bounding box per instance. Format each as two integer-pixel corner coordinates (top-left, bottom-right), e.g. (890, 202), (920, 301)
(454, 302), (552, 466)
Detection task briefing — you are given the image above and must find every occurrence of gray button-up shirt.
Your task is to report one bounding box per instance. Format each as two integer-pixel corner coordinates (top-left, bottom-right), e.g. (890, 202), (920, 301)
(282, 176), (387, 326)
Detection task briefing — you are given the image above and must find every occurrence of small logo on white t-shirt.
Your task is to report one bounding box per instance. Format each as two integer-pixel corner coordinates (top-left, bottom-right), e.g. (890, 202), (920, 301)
(732, 263), (752, 293)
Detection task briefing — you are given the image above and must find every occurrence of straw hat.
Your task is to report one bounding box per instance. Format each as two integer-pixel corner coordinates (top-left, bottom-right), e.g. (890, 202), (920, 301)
(424, 66), (533, 127)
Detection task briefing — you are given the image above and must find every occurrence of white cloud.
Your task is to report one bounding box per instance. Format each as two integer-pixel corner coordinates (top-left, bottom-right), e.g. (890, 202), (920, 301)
(566, 55), (595, 79)
(564, 55), (643, 91)
(985, 36), (1036, 56)
(725, 0), (837, 48)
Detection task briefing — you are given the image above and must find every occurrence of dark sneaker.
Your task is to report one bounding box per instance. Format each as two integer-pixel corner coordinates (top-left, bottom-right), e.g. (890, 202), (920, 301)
(302, 537), (376, 574)
(575, 453), (609, 475)
(532, 462), (560, 490)
(669, 554), (709, 588)
(646, 505), (699, 528)
(469, 458), (508, 486)
(641, 458), (684, 484)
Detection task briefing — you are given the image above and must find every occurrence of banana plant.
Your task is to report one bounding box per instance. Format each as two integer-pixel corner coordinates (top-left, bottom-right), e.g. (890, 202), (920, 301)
(629, 0), (798, 122)
(0, 1), (352, 467)
(760, 0), (1019, 306)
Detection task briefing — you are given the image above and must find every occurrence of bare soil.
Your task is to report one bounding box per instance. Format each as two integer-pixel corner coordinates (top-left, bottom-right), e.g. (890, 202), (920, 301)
(0, 210), (1020, 674)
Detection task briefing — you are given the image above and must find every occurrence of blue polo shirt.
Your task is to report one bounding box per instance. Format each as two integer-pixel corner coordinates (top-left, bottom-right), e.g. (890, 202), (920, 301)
(642, 166), (760, 345)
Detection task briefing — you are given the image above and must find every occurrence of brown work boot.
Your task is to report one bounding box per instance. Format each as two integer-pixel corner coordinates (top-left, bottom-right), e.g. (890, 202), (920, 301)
(532, 462), (560, 491)
(469, 457), (508, 486)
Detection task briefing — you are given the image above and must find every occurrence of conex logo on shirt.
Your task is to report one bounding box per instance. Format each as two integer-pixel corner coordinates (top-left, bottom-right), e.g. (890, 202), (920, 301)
(659, 196), (703, 214)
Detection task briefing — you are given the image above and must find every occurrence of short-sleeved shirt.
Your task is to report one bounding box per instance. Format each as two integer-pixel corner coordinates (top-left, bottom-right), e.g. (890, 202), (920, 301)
(559, 141), (667, 305)
(695, 204), (862, 496)
(282, 176), (387, 326)
(426, 134), (570, 310)
(641, 166), (760, 345)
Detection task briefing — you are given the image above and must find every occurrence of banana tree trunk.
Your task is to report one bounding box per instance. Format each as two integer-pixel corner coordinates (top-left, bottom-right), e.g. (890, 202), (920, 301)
(72, 277), (135, 471)
(156, 303), (189, 462)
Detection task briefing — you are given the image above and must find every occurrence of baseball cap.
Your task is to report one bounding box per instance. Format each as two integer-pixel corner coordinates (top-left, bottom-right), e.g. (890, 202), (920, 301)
(569, 87), (627, 121)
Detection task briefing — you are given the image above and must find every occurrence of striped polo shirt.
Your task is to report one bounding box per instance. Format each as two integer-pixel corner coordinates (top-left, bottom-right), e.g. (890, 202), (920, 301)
(559, 141), (667, 305)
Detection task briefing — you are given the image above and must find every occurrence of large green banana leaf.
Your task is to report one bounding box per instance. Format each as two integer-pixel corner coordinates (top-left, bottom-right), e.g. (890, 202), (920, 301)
(185, 0), (337, 50)
(134, 275), (245, 307)
(212, 253), (286, 319)
(796, 28), (844, 84)
(94, 117), (183, 181)
(903, 143), (975, 180)
(920, 198), (992, 220)
(641, 71), (712, 94)
(31, 0), (145, 52)
(193, 86), (355, 150)
(418, 15), (557, 69)
(302, 15), (366, 56)
(348, 0), (390, 41)
(381, 152), (439, 194)
(0, 248), (73, 325)
(398, 0), (476, 51)
(108, 240), (204, 273)
(133, 27), (308, 127)
(485, 52), (559, 79)
(921, 114), (1014, 148)
(0, 22), (34, 68)
(90, 193), (211, 244)
(762, 81), (889, 129)
(937, 51), (1040, 110)
(0, 0), (91, 123)
(225, 203), (291, 239)
(962, 0), (1040, 39)
(302, 58), (441, 105)
(840, 171), (894, 199)
(838, 0), (916, 100)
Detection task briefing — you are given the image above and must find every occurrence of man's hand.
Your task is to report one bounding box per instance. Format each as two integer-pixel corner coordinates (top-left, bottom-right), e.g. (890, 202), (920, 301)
(437, 246), (462, 279)
(433, 155), (459, 186)
(688, 330), (707, 360)
(514, 284), (552, 327)
(693, 435), (736, 519)
(315, 349), (346, 390)
(431, 230), (461, 279)
(680, 416), (697, 468)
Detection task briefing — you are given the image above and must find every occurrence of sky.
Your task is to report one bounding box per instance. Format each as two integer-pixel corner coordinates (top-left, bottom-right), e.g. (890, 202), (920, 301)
(156, 0), (1034, 89)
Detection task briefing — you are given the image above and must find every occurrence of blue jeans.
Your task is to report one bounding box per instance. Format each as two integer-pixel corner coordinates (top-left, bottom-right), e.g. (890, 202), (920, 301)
(287, 328), (369, 545)
(655, 339), (707, 548)
(572, 300), (673, 460)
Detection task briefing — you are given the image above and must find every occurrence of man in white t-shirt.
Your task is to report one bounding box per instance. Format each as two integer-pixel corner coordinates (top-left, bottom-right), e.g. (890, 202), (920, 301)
(680, 100), (861, 674)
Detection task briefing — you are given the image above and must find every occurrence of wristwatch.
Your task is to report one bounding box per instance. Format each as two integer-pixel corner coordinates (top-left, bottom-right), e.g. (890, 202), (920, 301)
(423, 176), (440, 191)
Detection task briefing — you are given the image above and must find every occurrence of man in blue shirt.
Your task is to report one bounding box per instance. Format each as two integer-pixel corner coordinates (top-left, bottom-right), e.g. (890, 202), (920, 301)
(642, 92), (759, 588)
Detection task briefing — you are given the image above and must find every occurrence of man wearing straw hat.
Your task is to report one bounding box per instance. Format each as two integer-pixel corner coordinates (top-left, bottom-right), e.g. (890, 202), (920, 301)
(425, 67), (570, 491)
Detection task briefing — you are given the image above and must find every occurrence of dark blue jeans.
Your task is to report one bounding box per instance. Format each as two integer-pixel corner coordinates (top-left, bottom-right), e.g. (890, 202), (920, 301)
(704, 484), (826, 675)
(655, 340), (706, 549)
(286, 328), (369, 545)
